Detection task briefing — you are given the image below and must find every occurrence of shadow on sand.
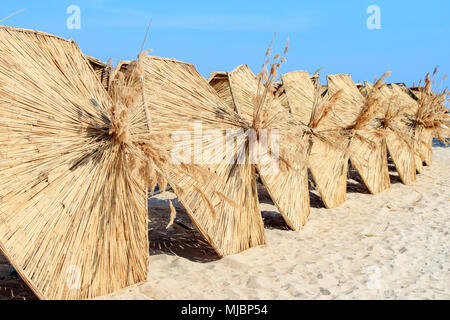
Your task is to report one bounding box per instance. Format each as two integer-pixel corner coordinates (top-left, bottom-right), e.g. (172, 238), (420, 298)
(148, 197), (220, 263)
(0, 255), (37, 300)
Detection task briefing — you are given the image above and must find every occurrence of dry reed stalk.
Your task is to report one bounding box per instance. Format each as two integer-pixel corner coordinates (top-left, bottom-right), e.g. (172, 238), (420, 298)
(0, 26), (149, 299)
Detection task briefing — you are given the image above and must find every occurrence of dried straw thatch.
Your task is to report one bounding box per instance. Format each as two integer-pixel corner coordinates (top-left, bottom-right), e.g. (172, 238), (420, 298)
(357, 81), (372, 97)
(120, 54), (266, 256)
(280, 71), (351, 208)
(0, 26), (149, 299)
(374, 83), (417, 184)
(389, 84), (424, 173)
(208, 64), (310, 230)
(408, 88), (433, 166)
(207, 71), (236, 112)
(409, 74), (449, 165)
(109, 60), (131, 92)
(327, 74), (391, 195)
(361, 82), (423, 175)
(84, 54), (111, 91)
(416, 126), (434, 165)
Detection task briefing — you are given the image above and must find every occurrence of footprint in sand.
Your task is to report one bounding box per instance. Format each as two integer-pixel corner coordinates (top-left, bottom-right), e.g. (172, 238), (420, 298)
(361, 218), (390, 238)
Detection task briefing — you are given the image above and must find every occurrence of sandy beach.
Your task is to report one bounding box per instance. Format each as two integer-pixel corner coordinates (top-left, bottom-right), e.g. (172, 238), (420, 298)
(1, 147), (449, 300)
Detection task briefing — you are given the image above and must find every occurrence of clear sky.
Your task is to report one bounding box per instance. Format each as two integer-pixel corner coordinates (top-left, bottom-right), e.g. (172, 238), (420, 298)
(1, 0), (449, 88)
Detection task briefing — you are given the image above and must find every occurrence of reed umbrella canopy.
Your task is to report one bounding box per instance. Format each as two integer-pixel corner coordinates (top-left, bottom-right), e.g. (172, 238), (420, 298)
(386, 83), (426, 174)
(115, 53), (267, 256)
(208, 46), (311, 231)
(325, 74), (391, 195)
(372, 82), (419, 184)
(0, 26), (151, 299)
(280, 71), (357, 208)
(410, 71), (450, 165)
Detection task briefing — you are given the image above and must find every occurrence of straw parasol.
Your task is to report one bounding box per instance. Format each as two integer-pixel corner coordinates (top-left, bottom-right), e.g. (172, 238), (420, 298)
(388, 84), (425, 173)
(0, 26), (149, 299)
(409, 74), (449, 165)
(280, 71), (354, 208)
(326, 74), (391, 195)
(116, 54), (266, 256)
(208, 64), (310, 230)
(409, 89), (434, 165)
(361, 82), (423, 175)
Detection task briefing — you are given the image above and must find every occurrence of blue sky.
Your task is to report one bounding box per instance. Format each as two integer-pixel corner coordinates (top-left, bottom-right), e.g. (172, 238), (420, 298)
(1, 0), (449, 88)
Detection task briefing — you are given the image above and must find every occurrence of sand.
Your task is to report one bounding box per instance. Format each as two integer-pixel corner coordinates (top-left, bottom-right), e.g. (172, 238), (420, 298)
(1, 147), (449, 300)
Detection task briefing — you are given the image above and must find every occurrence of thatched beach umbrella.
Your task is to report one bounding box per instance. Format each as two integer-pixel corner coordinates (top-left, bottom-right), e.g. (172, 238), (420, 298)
(280, 71), (351, 208)
(208, 64), (311, 230)
(370, 83), (418, 184)
(326, 74), (391, 195)
(387, 84), (425, 173)
(0, 26), (149, 299)
(409, 90), (434, 165)
(361, 82), (424, 175)
(114, 54), (266, 256)
(84, 55), (111, 91)
(409, 75), (449, 165)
